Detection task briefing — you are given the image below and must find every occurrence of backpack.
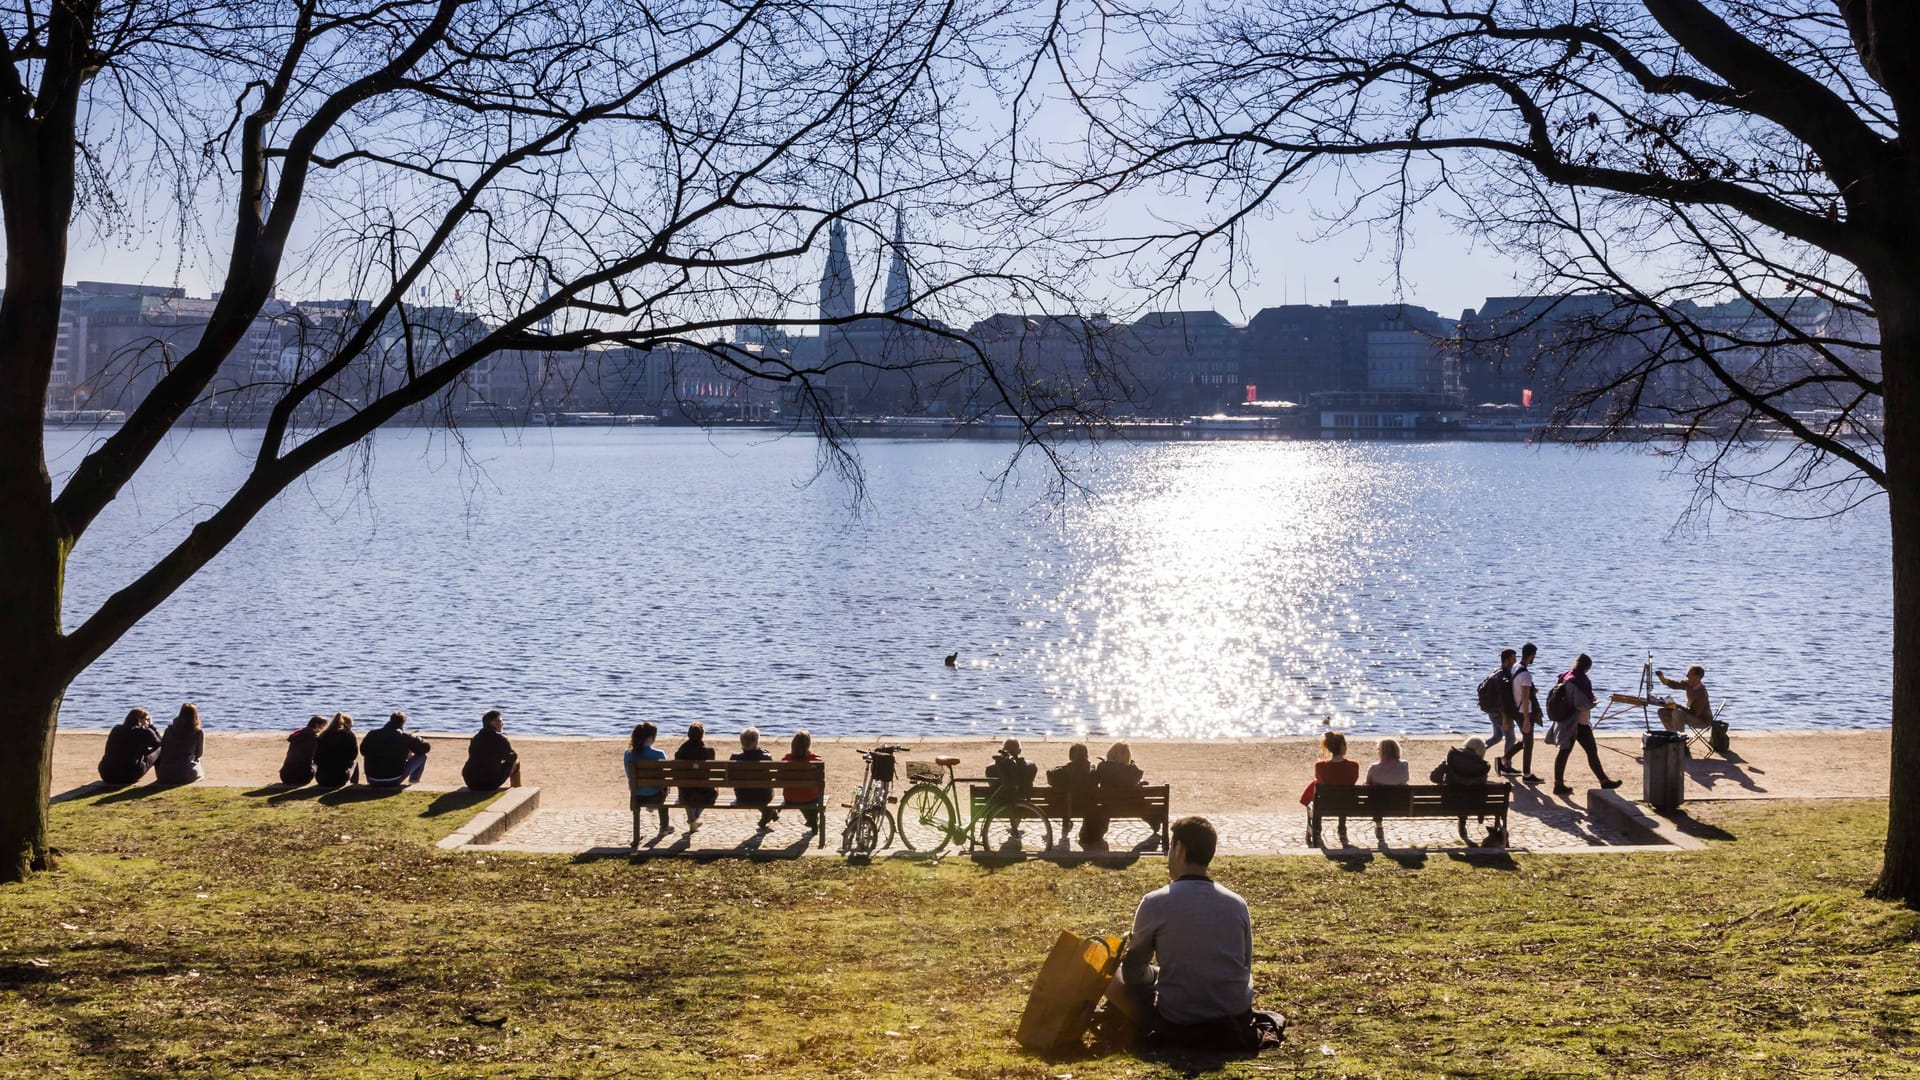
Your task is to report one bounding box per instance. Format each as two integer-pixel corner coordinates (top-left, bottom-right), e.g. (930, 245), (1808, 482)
(1545, 679), (1575, 724)
(1477, 668), (1515, 716)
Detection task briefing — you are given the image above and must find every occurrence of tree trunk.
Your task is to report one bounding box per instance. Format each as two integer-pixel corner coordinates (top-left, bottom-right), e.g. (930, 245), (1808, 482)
(0, 682), (63, 883)
(1873, 282), (1920, 907)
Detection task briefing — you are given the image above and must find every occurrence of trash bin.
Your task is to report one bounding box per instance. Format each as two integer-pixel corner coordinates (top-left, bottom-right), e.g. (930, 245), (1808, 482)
(1642, 730), (1686, 811)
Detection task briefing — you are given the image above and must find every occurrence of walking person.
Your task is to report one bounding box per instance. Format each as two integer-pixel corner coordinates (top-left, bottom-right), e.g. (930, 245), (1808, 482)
(97, 708), (163, 786)
(1500, 642), (1545, 783)
(153, 703), (206, 785)
(1552, 653), (1623, 796)
(1479, 649), (1520, 774)
(280, 715), (329, 787)
(461, 710), (521, 792)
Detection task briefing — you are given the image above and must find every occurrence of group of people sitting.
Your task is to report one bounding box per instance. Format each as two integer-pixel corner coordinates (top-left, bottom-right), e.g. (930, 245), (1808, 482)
(985, 738), (1160, 847)
(623, 723), (820, 846)
(96, 706), (523, 793)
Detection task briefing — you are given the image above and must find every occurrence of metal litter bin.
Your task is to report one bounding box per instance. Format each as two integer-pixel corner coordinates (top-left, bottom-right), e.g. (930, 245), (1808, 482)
(1642, 730), (1686, 811)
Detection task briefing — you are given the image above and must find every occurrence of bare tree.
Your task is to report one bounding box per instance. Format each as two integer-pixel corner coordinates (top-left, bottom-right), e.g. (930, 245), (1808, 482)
(1048, 1), (1917, 903)
(0, 0), (1103, 881)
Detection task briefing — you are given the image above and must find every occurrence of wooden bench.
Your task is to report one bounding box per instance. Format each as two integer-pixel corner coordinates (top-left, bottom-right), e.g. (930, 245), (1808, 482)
(969, 784), (1172, 850)
(1308, 783), (1511, 849)
(626, 760), (828, 848)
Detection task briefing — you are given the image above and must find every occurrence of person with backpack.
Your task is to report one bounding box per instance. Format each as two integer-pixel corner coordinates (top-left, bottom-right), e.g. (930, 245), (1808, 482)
(1477, 649), (1521, 774)
(1499, 642), (1545, 784)
(1551, 653), (1623, 796)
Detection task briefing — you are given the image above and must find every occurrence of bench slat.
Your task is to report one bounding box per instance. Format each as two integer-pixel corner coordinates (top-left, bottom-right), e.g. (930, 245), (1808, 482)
(626, 761), (824, 787)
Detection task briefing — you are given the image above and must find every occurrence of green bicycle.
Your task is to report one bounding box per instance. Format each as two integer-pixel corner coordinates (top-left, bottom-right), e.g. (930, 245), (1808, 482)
(895, 755), (1054, 855)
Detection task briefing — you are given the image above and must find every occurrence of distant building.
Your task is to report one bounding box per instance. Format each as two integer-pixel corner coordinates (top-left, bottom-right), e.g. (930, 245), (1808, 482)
(1120, 311), (1242, 414)
(1242, 301), (1454, 403)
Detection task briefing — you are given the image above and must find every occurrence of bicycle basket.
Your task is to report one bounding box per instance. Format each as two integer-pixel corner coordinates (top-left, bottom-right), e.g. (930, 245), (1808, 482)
(871, 752), (897, 784)
(905, 760), (945, 784)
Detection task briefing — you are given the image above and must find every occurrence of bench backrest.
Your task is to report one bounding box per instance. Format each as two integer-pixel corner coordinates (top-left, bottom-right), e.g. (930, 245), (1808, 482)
(970, 784), (1171, 816)
(1312, 783), (1510, 816)
(627, 760), (824, 790)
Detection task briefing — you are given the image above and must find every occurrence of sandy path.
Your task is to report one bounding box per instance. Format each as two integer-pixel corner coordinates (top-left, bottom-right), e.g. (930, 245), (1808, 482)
(53, 727), (1887, 812)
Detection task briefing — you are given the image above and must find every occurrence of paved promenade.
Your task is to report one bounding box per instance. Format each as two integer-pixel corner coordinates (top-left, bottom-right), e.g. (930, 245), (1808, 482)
(54, 727), (1885, 857)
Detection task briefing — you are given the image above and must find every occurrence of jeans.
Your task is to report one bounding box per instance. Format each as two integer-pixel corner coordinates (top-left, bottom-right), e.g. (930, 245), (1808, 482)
(1487, 712), (1518, 762)
(367, 753), (428, 788)
(1553, 723), (1611, 787)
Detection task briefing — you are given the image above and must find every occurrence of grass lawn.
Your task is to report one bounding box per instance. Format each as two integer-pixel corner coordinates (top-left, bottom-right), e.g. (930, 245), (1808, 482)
(2, 787), (1918, 1078)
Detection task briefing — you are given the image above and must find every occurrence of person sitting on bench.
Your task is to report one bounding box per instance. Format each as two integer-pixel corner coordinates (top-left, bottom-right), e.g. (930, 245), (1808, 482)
(1080, 742), (1147, 847)
(777, 730), (823, 833)
(731, 728), (776, 829)
(461, 709), (521, 791)
(674, 722), (718, 832)
(626, 721), (669, 843)
(361, 711), (430, 788)
(1045, 743), (1095, 839)
(1103, 816), (1282, 1051)
(98, 708), (162, 786)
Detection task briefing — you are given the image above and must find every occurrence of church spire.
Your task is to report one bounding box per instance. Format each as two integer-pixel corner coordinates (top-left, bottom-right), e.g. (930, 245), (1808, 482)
(819, 217), (855, 324)
(884, 206), (912, 317)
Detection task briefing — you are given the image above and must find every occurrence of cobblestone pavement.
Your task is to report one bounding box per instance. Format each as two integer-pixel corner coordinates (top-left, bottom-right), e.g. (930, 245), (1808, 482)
(473, 791), (1639, 857)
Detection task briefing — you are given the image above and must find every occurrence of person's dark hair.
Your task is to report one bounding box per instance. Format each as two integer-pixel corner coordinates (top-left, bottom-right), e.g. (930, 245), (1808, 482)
(387, 711), (407, 728)
(174, 703), (201, 731)
(482, 709), (503, 726)
(1169, 816), (1218, 868)
(306, 714), (327, 731)
(124, 707), (152, 727)
(1500, 648), (1516, 664)
(1688, 665), (1706, 679)
(1521, 642), (1537, 659)
(1575, 653), (1593, 673)
(686, 721), (705, 744)
(631, 722), (657, 749)
(1068, 742), (1089, 764)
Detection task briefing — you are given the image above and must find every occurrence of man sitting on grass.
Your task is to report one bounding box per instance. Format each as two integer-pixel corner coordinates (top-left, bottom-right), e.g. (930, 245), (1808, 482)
(1103, 816), (1283, 1052)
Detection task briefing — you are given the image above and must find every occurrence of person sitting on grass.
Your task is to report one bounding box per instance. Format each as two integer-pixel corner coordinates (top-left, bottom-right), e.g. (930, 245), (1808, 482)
(674, 722), (718, 833)
(1045, 742), (1095, 841)
(280, 715), (328, 787)
(1101, 816), (1284, 1052)
(626, 721), (669, 844)
(314, 713), (360, 788)
(97, 707), (162, 787)
(777, 729), (824, 833)
(1365, 739), (1409, 785)
(361, 711), (430, 788)
(730, 727), (776, 830)
(461, 710), (522, 792)
(154, 703), (206, 785)
(1080, 741), (1147, 848)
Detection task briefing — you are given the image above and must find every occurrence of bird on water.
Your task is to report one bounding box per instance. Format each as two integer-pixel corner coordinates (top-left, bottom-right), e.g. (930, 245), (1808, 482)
(943, 652), (958, 667)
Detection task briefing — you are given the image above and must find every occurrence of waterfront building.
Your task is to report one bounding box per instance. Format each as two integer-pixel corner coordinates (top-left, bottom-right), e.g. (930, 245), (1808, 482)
(1242, 301), (1454, 404)
(1119, 310), (1243, 414)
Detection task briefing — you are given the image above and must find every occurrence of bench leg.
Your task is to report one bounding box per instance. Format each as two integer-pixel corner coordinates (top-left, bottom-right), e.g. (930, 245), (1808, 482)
(1336, 817), (1349, 849)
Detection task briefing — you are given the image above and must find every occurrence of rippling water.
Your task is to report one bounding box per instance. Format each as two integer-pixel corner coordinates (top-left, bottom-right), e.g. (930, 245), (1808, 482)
(51, 428), (1890, 738)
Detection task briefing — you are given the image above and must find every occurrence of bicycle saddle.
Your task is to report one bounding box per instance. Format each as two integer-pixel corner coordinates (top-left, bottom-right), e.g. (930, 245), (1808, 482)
(934, 755), (961, 767)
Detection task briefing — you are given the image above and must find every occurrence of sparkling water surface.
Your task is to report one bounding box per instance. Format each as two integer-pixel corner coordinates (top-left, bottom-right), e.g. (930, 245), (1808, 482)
(50, 428), (1890, 738)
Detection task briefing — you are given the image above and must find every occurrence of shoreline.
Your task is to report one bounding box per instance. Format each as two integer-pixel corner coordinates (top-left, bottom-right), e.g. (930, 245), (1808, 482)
(54, 727), (1890, 813)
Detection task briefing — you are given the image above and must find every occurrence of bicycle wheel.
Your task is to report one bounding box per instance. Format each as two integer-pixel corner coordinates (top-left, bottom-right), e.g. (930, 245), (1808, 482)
(977, 800), (1054, 856)
(896, 784), (957, 853)
(853, 807), (894, 854)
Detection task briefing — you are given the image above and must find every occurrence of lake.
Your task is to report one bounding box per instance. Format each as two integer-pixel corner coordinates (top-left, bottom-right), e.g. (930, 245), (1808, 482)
(49, 427), (1890, 739)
